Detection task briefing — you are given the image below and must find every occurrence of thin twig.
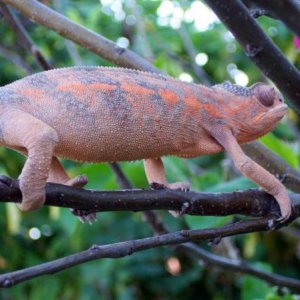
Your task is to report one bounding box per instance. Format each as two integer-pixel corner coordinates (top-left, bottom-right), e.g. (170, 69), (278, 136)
(178, 25), (213, 85)
(1, 216), (300, 289)
(0, 3), (50, 70)
(0, 44), (32, 73)
(179, 243), (300, 291)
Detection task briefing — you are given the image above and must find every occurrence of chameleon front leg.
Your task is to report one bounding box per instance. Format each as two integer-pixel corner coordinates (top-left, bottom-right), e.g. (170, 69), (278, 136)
(144, 158), (190, 191)
(212, 128), (291, 222)
(1, 110), (58, 211)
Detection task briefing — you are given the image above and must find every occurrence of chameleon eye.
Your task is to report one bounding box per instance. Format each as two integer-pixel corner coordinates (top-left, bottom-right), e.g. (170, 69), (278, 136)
(257, 92), (274, 107)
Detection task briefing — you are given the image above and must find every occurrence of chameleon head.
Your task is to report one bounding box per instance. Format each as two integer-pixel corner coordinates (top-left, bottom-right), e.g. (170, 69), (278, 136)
(249, 83), (287, 135)
(213, 82), (288, 142)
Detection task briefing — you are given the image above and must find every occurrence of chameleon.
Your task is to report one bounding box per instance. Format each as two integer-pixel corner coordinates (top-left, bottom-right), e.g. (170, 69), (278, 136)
(0, 67), (290, 222)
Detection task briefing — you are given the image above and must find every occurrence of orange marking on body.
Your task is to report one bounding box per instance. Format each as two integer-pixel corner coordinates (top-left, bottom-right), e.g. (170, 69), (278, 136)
(58, 82), (115, 93)
(159, 89), (179, 105)
(19, 88), (44, 98)
(89, 82), (116, 91)
(57, 82), (87, 93)
(120, 83), (154, 110)
(185, 96), (201, 110)
(121, 83), (154, 96)
(202, 104), (222, 118)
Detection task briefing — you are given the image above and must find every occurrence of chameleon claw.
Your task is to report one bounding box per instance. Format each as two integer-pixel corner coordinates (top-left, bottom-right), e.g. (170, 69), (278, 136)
(167, 182), (190, 192)
(169, 202), (192, 218)
(208, 236), (222, 246)
(71, 208), (97, 224)
(267, 218), (277, 231)
(66, 175), (88, 188)
(150, 181), (190, 192)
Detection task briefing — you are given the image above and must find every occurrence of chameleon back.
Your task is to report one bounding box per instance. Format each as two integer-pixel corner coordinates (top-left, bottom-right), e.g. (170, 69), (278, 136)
(1, 67), (211, 162)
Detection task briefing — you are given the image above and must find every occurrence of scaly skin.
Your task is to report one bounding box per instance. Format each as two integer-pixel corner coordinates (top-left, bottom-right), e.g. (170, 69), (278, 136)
(0, 67), (290, 221)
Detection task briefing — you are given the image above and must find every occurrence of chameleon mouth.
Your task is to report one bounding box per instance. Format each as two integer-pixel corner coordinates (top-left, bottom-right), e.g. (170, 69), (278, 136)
(271, 103), (288, 115)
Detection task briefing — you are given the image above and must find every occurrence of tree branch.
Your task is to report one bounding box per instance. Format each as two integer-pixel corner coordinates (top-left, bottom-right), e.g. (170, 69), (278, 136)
(2, 0), (160, 73)
(204, 0), (300, 113)
(1, 175), (300, 219)
(1, 215), (300, 290)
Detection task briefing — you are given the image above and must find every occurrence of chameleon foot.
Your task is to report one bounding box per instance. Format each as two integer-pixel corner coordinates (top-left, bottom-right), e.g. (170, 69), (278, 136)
(273, 189), (292, 224)
(276, 207), (291, 224)
(150, 181), (190, 217)
(150, 181), (190, 192)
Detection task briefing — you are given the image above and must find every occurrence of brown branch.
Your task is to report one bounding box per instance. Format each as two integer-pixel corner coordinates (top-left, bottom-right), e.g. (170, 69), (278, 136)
(2, 0), (160, 73)
(204, 0), (300, 113)
(1, 175), (300, 219)
(1, 216), (300, 290)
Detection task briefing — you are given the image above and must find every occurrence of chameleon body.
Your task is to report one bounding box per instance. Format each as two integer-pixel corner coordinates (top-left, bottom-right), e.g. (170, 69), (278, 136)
(0, 67), (290, 221)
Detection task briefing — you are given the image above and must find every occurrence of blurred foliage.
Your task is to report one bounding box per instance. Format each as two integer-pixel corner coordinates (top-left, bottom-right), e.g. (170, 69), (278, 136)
(0, 0), (300, 299)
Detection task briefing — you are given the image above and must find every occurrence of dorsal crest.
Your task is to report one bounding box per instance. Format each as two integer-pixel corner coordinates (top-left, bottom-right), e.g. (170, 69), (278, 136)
(213, 82), (253, 97)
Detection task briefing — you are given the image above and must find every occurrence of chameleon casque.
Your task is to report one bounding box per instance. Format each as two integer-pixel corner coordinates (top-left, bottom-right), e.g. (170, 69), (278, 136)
(0, 67), (291, 222)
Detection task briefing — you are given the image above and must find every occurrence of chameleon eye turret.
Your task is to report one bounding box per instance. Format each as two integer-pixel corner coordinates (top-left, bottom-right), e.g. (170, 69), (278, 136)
(250, 83), (275, 107)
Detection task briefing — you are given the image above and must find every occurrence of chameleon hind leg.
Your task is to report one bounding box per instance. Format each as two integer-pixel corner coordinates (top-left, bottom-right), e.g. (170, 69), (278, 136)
(48, 157), (97, 223)
(1, 109), (58, 211)
(144, 157), (190, 217)
(144, 157), (190, 191)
